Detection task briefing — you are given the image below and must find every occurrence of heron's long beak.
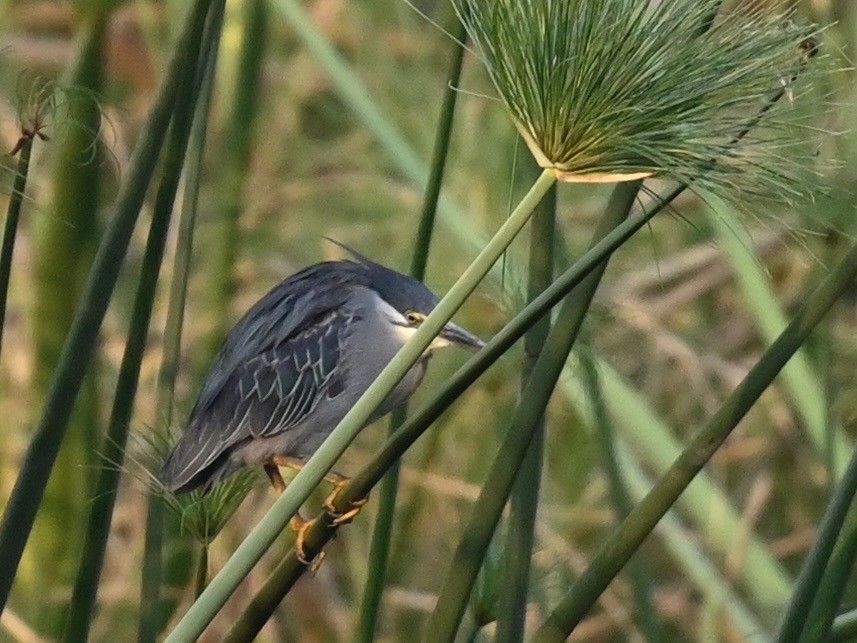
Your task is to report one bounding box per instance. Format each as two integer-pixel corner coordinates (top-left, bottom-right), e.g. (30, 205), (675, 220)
(438, 322), (485, 352)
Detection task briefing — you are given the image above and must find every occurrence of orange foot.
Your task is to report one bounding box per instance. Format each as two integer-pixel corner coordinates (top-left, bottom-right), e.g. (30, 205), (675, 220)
(323, 477), (368, 526)
(289, 514), (325, 574)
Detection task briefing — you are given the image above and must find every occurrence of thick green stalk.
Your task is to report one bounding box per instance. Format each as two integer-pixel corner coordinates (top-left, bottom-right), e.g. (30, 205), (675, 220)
(62, 5), (218, 640)
(203, 0), (268, 364)
(137, 2), (226, 640)
(534, 238), (857, 643)
(566, 359), (792, 615)
(0, 0), (213, 615)
(25, 15), (106, 615)
(426, 182), (641, 642)
(357, 18), (467, 642)
(797, 494), (857, 641)
(495, 167), (556, 643)
(223, 182), (671, 643)
(776, 445), (857, 642)
(0, 136), (32, 363)
(579, 351), (660, 641)
(166, 169), (557, 642)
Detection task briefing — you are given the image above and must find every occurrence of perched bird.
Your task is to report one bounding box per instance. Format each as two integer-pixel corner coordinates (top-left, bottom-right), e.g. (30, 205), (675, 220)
(160, 246), (484, 504)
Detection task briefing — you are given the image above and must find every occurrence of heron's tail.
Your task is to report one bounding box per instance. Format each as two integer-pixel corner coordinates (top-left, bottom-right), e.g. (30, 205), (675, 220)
(160, 446), (244, 495)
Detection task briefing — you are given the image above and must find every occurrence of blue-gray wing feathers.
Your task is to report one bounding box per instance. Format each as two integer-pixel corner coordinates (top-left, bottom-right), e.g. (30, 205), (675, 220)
(160, 262), (367, 493)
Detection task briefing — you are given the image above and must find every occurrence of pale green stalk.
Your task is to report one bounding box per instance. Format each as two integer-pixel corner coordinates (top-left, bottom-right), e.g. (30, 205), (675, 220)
(357, 17), (468, 641)
(165, 169), (557, 642)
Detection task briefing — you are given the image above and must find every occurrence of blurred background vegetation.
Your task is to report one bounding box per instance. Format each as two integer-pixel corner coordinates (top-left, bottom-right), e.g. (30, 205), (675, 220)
(0, 0), (856, 641)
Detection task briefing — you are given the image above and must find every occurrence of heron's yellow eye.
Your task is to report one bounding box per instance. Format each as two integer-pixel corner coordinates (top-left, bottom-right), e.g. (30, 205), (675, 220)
(405, 311), (424, 325)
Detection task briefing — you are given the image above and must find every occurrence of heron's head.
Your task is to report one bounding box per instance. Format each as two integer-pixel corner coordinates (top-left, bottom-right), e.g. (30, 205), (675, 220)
(331, 241), (485, 353)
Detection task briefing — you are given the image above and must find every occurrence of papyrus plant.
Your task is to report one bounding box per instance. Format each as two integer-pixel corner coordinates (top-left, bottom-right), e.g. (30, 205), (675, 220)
(454, 0), (820, 195)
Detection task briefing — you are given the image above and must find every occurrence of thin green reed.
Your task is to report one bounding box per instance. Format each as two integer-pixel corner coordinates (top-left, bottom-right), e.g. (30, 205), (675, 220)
(0, 134), (33, 365)
(137, 3), (227, 640)
(357, 17), (468, 642)
(425, 181), (641, 642)
(0, 0), (214, 615)
(495, 163), (556, 643)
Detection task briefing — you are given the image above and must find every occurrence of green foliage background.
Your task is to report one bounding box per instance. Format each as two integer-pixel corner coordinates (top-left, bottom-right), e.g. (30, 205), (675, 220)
(0, 0), (856, 641)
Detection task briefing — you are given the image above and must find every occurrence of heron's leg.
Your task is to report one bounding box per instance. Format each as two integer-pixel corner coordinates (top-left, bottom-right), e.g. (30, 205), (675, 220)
(323, 476), (368, 526)
(264, 464), (286, 492)
(271, 455), (350, 488)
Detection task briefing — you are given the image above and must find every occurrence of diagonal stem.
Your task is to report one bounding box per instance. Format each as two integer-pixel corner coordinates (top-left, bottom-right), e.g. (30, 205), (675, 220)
(0, 0), (214, 615)
(166, 168), (557, 642)
(534, 237), (857, 642)
(0, 136), (32, 365)
(357, 17), (468, 642)
(425, 181), (641, 642)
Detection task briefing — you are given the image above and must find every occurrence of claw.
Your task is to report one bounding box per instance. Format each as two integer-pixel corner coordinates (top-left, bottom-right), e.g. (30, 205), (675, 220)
(323, 479), (368, 526)
(290, 514), (323, 569)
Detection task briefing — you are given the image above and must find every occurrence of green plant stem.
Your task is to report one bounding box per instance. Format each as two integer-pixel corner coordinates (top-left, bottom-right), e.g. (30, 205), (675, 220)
(137, 2), (226, 640)
(831, 607), (857, 641)
(357, 18), (468, 642)
(579, 350), (660, 641)
(534, 238), (857, 643)
(0, 0), (213, 615)
(204, 0), (268, 363)
(195, 546), (209, 599)
(776, 445), (857, 642)
(138, 504), (164, 643)
(495, 170), (556, 643)
(167, 168), (557, 642)
(0, 137), (32, 364)
(222, 180), (672, 643)
(426, 181), (641, 642)
(797, 496), (857, 641)
(62, 15), (208, 634)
